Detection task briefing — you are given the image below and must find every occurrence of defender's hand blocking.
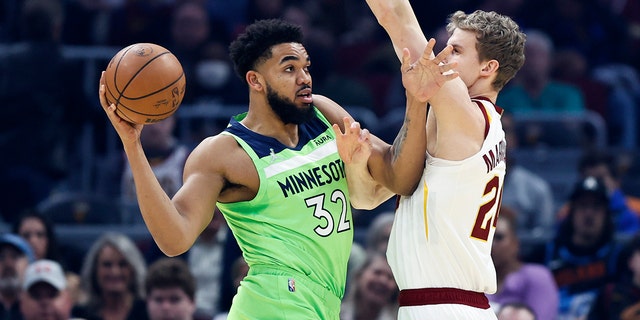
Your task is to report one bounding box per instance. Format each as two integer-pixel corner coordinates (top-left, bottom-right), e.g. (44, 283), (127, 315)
(332, 118), (372, 166)
(402, 38), (458, 103)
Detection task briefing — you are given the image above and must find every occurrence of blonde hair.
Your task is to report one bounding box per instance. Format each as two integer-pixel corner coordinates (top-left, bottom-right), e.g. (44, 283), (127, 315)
(446, 10), (526, 91)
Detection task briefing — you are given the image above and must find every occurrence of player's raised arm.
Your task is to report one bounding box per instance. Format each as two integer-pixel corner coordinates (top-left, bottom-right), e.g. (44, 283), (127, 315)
(366, 0), (429, 62)
(100, 73), (217, 256)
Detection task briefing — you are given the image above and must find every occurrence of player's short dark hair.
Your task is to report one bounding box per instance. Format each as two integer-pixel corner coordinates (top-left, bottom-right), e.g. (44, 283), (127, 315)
(145, 258), (196, 300)
(229, 19), (304, 80)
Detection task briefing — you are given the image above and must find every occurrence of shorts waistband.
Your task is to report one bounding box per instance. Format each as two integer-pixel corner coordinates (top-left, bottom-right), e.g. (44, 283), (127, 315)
(398, 287), (490, 309)
(248, 265), (342, 306)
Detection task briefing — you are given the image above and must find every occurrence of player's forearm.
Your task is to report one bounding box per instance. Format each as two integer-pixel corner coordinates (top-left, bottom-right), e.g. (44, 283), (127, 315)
(122, 142), (196, 256)
(366, 0), (428, 61)
(373, 94), (427, 195)
(345, 160), (395, 210)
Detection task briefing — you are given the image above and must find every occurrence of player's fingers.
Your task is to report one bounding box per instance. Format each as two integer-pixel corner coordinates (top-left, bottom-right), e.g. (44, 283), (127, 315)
(434, 45), (453, 65)
(342, 117), (353, 131)
(98, 84), (109, 109)
(439, 61), (458, 74)
(424, 38), (436, 56)
(331, 123), (345, 138)
(401, 48), (412, 71)
(443, 71), (460, 81)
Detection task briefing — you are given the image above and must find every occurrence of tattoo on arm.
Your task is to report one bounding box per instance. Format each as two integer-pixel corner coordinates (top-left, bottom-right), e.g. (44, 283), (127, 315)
(392, 118), (409, 162)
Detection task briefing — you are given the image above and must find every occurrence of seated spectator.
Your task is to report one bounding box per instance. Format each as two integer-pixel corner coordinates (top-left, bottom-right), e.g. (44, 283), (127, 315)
(19, 259), (73, 320)
(501, 112), (555, 238)
(497, 302), (537, 320)
(0, 233), (34, 319)
(587, 233), (640, 319)
(497, 29), (585, 115)
(12, 211), (60, 263)
(145, 258), (198, 320)
(557, 150), (640, 235)
(488, 206), (558, 320)
(12, 210), (86, 306)
(543, 176), (624, 319)
(340, 252), (398, 320)
(72, 232), (148, 320)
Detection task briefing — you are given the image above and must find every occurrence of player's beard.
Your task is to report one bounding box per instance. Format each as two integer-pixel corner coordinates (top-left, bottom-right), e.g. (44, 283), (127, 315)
(266, 84), (314, 125)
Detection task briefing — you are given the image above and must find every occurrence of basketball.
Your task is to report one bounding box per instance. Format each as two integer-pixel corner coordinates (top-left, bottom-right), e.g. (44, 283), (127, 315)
(103, 43), (186, 124)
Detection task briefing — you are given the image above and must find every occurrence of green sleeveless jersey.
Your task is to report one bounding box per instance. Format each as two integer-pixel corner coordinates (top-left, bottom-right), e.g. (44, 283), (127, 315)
(217, 107), (353, 299)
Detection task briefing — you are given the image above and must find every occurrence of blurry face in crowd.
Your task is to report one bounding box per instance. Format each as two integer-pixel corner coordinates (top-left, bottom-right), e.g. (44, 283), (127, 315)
(0, 245), (29, 292)
(18, 217), (48, 260)
(571, 194), (608, 244)
(20, 282), (72, 320)
(628, 251), (640, 279)
(146, 287), (196, 320)
(96, 245), (133, 295)
(356, 255), (397, 306)
(171, 2), (209, 49)
(491, 218), (519, 267)
(497, 305), (536, 320)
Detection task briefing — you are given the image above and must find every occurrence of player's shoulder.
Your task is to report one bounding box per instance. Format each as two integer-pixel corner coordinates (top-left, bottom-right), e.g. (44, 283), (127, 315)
(312, 94), (350, 125)
(186, 134), (247, 170)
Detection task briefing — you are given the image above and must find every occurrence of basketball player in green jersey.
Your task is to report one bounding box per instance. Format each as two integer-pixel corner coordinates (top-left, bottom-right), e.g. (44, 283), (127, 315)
(98, 19), (457, 319)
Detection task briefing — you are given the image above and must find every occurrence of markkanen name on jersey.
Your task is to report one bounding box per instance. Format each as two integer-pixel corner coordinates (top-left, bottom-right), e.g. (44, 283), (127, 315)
(277, 159), (346, 198)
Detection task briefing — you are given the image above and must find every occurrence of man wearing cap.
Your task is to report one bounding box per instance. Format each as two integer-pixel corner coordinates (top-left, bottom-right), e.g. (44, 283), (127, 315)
(543, 176), (624, 319)
(0, 233), (34, 319)
(19, 259), (74, 320)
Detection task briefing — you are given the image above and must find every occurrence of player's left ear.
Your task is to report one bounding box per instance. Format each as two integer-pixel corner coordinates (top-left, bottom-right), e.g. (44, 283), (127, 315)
(480, 59), (499, 76)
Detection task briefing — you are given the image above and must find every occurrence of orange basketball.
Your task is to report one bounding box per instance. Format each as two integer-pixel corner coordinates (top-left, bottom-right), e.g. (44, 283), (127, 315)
(103, 43), (186, 124)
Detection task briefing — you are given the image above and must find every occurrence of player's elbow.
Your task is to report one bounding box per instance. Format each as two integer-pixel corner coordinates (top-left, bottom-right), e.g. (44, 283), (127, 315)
(156, 239), (191, 257)
(392, 178), (421, 196)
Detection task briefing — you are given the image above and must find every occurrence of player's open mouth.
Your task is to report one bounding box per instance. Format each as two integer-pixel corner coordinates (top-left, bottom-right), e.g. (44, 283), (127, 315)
(297, 88), (313, 104)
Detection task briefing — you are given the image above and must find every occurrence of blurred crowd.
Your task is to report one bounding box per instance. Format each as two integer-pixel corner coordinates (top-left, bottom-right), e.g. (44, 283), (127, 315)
(1, 0), (640, 319)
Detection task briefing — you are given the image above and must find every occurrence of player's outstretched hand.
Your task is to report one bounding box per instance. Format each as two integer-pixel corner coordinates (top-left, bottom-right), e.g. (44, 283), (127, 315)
(332, 117), (372, 166)
(99, 71), (143, 144)
(401, 38), (459, 103)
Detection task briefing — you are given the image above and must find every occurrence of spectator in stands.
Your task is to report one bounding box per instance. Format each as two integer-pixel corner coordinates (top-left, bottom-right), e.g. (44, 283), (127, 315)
(0, 233), (34, 318)
(73, 232), (148, 320)
(104, 0), (171, 47)
(365, 212), (395, 255)
(19, 259), (74, 320)
(588, 233), (640, 319)
(543, 176), (623, 319)
(488, 206), (558, 320)
(145, 258), (198, 320)
(96, 115), (191, 223)
(501, 112), (556, 239)
(497, 29), (586, 115)
(12, 210), (85, 306)
(12, 211), (60, 263)
(340, 252), (398, 320)
(0, 0), (92, 222)
(557, 150), (640, 235)
(166, 0), (243, 106)
(497, 302), (537, 320)
(187, 207), (227, 318)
